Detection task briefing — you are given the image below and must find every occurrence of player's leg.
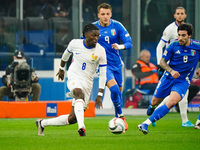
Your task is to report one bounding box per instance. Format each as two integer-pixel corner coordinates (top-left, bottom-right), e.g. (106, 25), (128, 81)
(149, 91), (181, 122)
(115, 67), (129, 130)
(151, 95), (168, 127)
(36, 78), (86, 136)
(106, 67), (128, 130)
(107, 80), (123, 117)
(106, 68), (123, 118)
(147, 96), (163, 116)
(138, 91), (180, 134)
(194, 112), (200, 129)
(68, 77), (89, 136)
(113, 67), (125, 117)
(36, 106), (76, 136)
(179, 90), (194, 127)
(138, 80), (189, 134)
(73, 88), (86, 136)
(147, 75), (171, 116)
(148, 96), (163, 127)
(156, 90), (194, 127)
(107, 79), (129, 130)
(156, 95), (169, 108)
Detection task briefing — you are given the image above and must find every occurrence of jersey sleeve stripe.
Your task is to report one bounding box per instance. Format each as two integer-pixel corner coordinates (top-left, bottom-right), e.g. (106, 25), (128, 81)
(67, 49), (72, 53)
(161, 38), (167, 43)
(192, 40), (200, 45)
(99, 64), (107, 67)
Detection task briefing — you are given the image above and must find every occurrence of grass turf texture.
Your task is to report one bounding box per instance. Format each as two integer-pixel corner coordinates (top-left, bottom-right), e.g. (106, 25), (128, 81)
(0, 112), (200, 150)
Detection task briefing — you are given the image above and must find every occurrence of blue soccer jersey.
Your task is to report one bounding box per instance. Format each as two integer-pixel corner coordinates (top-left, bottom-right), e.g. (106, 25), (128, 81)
(162, 39), (200, 81)
(93, 19), (132, 70)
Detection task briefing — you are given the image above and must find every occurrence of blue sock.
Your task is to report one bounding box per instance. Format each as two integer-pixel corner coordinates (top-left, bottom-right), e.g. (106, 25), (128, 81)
(119, 91), (123, 106)
(115, 91), (123, 117)
(198, 112), (200, 120)
(149, 96), (152, 105)
(149, 104), (170, 122)
(114, 107), (118, 117)
(110, 84), (122, 117)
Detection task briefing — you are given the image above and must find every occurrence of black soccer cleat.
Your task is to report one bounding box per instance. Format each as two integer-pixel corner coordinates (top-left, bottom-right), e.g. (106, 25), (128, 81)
(194, 122), (200, 129)
(147, 105), (156, 116)
(78, 128), (86, 136)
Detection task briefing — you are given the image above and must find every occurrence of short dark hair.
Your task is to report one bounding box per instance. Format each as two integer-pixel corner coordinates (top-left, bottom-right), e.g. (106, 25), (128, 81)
(82, 23), (99, 37)
(14, 50), (24, 58)
(178, 23), (193, 36)
(175, 6), (186, 14)
(97, 3), (112, 12)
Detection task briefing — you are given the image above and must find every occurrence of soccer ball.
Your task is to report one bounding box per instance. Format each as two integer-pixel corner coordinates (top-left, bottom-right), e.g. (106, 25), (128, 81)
(108, 118), (125, 134)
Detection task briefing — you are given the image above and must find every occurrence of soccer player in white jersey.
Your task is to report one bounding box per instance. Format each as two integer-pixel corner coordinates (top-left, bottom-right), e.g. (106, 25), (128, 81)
(151, 7), (194, 127)
(36, 23), (107, 136)
(156, 7), (187, 63)
(138, 23), (200, 134)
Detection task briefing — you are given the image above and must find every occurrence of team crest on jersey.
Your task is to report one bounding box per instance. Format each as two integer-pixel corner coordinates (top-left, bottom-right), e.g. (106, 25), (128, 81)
(191, 50), (196, 56)
(111, 29), (116, 36)
(92, 53), (98, 61)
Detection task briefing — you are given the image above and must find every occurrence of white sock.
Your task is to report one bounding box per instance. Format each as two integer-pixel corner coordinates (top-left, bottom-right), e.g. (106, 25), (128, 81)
(179, 90), (189, 123)
(143, 119), (152, 125)
(41, 114), (69, 128)
(74, 99), (85, 129)
(195, 119), (200, 125)
(156, 96), (169, 110)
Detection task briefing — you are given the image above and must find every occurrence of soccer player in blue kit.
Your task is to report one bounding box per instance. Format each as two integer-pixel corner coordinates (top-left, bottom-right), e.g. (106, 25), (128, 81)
(93, 3), (132, 131)
(138, 23), (200, 134)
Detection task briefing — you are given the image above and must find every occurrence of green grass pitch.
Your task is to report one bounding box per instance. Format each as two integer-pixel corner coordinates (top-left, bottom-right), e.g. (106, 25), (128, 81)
(0, 112), (200, 150)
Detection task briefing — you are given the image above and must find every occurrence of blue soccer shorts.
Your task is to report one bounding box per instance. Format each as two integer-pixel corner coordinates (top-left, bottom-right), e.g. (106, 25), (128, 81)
(106, 66), (123, 87)
(153, 75), (190, 99)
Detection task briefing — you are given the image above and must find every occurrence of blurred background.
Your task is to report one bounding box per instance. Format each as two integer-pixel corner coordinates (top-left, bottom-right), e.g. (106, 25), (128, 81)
(0, 0), (199, 108)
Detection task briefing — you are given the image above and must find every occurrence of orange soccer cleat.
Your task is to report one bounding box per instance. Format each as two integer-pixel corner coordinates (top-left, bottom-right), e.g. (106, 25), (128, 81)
(120, 116), (128, 131)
